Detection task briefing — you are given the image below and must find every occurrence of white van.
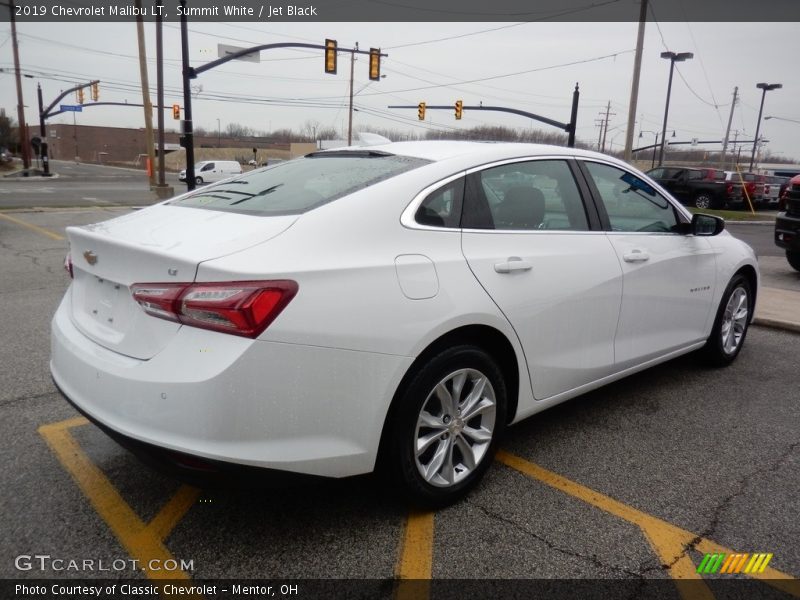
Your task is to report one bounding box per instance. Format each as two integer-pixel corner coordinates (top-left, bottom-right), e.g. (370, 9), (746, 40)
(179, 160), (242, 184)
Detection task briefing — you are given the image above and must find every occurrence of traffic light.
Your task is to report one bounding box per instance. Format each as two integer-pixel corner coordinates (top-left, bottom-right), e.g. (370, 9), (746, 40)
(368, 48), (380, 81)
(324, 39), (337, 75)
(91, 82), (99, 102)
(455, 100), (463, 120)
(77, 88), (84, 104)
(172, 104), (181, 120)
(418, 102), (426, 121)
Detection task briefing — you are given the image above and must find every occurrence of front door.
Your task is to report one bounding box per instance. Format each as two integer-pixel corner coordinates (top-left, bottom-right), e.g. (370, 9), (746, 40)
(579, 160), (717, 368)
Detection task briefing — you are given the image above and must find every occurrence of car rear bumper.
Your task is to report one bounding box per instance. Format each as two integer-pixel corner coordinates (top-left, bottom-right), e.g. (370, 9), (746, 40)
(50, 293), (412, 478)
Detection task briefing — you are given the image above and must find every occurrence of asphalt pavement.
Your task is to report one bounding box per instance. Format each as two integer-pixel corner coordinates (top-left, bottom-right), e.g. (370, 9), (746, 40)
(1, 181), (798, 599)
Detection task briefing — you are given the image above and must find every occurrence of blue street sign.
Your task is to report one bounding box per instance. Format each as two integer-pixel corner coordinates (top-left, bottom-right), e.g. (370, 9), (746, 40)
(59, 105), (83, 112)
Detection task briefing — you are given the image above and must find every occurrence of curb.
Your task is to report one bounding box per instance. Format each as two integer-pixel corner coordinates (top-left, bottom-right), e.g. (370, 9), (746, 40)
(753, 317), (800, 335)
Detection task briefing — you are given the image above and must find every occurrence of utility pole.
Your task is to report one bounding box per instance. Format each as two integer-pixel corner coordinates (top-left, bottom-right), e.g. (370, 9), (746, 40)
(595, 117), (606, 151)
(135, 0), (156, 188)
(719, 86), (737, 169)
(347, 42), (358, 146)
(623, 0), (647, 162)
(9, 0), (30, 172)
(601, 101), (615, 152)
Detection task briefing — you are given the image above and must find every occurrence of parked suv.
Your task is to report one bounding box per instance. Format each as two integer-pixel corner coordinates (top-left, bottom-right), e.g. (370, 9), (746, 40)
(645, 166), (730, 209)
(764, 175), (789, 209)
(775, 174), (800, 271)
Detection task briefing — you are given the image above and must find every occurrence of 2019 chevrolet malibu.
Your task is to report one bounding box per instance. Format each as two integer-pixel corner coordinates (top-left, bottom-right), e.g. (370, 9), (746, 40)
(51, 142), (758, 505)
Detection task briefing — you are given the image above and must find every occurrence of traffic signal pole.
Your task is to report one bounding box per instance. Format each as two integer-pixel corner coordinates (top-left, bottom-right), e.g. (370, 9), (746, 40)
(391, 85), (581, 148)
(36, 83), (50, 176)
(179, 0), (196, 190)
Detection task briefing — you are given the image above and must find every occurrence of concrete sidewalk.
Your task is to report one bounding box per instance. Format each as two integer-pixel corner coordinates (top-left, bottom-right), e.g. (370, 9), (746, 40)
(754, 286), (800, 333)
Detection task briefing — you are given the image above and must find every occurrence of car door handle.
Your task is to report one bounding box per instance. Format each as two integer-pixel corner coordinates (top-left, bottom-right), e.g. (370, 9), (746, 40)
(623, 249), (650, 263)
(494, 257), (533, 273)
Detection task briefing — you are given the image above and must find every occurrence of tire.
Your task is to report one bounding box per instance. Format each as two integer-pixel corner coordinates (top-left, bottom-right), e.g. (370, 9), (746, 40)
(700, 274), (752, 367)
(787, 251), (800, 273)
(387, 345), (507, 507)
(694, 193), (715, 210)
(195, 176), (203, 185)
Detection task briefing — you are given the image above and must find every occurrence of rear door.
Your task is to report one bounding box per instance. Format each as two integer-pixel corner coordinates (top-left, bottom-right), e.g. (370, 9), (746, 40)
(578, 160), (717, 368)
(460, 158), (622, 400)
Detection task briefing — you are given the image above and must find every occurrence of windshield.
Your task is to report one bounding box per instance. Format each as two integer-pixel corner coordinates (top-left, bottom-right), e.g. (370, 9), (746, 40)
(169, 151), (429, 216)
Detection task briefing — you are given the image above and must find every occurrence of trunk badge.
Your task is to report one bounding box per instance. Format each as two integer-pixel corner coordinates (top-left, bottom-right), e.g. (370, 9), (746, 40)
(83, 250), (98, 265)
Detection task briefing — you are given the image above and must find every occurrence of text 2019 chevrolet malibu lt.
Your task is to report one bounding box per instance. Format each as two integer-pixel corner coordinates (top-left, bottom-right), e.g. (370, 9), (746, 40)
(51, 142), (758, 505)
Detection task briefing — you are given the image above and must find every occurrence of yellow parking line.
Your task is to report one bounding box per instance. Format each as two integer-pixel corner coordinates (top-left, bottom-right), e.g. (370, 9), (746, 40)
(145, 485), (201, 542)
(395, 510), (434, 600)
(39, 418), (203, 598)
(0, 212), (64, 241)
(496, 450), (799, 598)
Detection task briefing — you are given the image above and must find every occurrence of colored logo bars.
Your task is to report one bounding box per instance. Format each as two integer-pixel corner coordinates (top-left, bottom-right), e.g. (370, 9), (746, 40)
(697, 553), (773, 574)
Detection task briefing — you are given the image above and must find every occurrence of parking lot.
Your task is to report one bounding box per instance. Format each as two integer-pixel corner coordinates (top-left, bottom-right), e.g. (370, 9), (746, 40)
(1, 207), (798, 600)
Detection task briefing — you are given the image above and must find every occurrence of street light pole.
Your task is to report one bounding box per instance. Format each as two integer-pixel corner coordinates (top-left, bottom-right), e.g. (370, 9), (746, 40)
(658, 51), (693, 167)
(216, 118), (221, 148)
(749, 83), (782, 171)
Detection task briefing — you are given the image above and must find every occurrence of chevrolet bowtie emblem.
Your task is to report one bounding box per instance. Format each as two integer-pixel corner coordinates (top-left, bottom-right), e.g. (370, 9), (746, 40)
(83, 250), (98, 266)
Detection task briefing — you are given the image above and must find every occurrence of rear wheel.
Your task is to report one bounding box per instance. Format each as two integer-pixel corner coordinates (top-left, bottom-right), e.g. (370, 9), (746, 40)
(388, 345), (506, 507)
(787, 251), (800, 273)
(701, 274), (752, 366)
(694, 193), (717, 210)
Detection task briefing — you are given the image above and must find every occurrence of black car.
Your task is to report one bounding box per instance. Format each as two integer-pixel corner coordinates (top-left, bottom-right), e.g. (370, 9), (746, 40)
(775, 174), (800, 272)
(645, 166), (730, 209)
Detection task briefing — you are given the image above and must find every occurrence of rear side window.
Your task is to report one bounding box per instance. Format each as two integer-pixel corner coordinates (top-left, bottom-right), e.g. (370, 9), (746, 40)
(169, 151), (429, 216)
(415, 177), (464, 228)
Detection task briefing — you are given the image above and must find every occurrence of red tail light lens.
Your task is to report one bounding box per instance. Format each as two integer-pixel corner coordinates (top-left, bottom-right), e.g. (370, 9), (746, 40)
(131, 280), (298, 338)
(64, 253), (73, 279)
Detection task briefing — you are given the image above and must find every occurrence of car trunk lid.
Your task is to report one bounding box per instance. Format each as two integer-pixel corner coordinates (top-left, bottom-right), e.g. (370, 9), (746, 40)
(65, 205), (297, 359)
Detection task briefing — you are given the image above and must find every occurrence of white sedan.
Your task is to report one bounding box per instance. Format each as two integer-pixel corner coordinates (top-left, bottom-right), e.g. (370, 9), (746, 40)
(51, 142), (758, 505)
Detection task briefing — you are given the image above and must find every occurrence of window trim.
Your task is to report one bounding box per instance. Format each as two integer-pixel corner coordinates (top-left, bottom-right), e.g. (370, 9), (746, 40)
(401, 155), (601, 234)
(575, 158), (693, 234)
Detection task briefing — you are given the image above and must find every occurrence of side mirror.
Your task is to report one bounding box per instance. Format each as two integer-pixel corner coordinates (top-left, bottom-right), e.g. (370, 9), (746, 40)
(691, 213), (725, 236)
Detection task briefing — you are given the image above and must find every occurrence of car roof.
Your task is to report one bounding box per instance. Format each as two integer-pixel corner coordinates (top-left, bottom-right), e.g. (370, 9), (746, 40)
(318, 140), (630, 167)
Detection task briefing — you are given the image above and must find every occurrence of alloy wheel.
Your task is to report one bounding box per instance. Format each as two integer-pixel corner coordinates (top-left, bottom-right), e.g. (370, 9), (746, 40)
(413, 368), (497, 488)
(720, 286), (749, 355)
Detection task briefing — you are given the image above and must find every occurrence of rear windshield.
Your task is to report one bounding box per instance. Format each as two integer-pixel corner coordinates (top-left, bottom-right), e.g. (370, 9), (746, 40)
(168, 151), (429, 216)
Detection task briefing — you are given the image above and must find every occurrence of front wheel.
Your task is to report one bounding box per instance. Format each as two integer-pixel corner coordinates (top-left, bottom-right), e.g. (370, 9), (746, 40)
(387, 346), (507, 507)
(195, 176), (204, 185)
(787, 251), (800, 273)
(700, 274), (752, 367)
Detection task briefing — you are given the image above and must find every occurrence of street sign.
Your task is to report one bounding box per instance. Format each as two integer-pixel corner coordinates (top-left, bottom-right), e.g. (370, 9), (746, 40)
(60, 105), (83, 112)
(217, 44), (260, 63)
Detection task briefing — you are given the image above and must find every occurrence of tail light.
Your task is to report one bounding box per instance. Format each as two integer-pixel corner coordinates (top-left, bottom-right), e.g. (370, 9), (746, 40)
(131, 280), (298, 338)
(64, 253), (73, 279)
(726, 183), (733, 196)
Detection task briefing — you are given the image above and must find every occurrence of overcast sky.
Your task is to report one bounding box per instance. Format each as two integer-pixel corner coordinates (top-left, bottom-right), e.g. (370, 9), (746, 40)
(1, 18), (798, 161)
